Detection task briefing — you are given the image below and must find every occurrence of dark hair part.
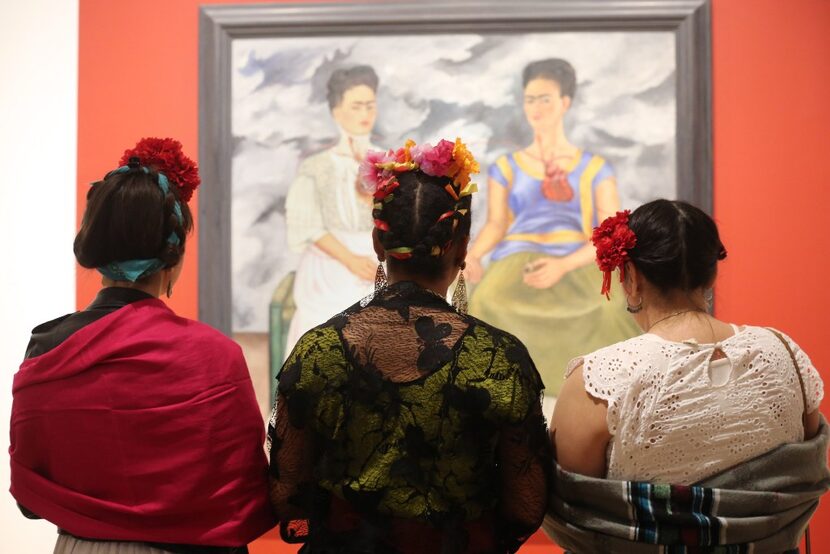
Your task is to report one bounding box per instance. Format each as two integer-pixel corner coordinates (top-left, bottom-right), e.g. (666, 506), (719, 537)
(627, 199), (727, 293)
(326, 65), (379, 110)
(374, 171), (472, 279)
(74, 169), (193, 277)
(522, 58), (577, 99)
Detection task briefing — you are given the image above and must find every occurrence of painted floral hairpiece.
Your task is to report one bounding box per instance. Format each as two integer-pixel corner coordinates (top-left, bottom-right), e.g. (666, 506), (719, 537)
(592, 210), (637, 299)
(360, 138), (480, 260)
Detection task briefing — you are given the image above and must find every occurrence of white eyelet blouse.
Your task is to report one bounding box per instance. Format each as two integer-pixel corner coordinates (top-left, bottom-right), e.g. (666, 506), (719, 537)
(569, 325), (824, 484)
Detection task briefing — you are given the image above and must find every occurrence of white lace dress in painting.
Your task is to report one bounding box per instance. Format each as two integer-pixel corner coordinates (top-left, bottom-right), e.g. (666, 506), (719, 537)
(569, 325), (824, 484)
(284, 136), (376, 354)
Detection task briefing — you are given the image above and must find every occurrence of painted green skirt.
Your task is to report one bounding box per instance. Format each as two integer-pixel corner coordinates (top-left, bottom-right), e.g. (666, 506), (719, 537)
(469, 252), (640, 395)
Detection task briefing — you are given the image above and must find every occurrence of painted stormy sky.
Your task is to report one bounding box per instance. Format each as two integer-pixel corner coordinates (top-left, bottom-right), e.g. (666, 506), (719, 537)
(231, 32), (676, 332)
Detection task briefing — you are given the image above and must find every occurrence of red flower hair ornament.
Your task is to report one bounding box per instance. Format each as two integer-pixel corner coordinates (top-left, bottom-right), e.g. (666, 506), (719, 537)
(592, 210), (637, 299)
(119, 137), (201, 202)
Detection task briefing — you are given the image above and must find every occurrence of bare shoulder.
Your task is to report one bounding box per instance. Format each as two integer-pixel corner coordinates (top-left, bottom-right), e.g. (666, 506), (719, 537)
(552, 363), (613, 477)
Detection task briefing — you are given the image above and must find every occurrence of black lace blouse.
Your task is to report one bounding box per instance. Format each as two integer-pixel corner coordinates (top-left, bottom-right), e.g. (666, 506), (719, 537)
(268, 281), (552, 553)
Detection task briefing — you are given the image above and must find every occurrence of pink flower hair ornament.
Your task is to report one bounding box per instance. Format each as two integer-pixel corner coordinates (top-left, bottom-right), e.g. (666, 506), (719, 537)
(363, 138), (480, 258)
(358, 138), (480, 200)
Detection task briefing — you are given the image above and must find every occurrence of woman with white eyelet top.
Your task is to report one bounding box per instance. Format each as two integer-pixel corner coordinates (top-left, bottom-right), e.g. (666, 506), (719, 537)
(545, 199), (827, 554)
(567, 324), (822, 483)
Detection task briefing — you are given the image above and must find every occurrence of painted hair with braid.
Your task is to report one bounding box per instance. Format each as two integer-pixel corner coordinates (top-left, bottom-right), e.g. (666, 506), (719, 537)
(374, 170), (472, 278)
(74, 168), (193, 277)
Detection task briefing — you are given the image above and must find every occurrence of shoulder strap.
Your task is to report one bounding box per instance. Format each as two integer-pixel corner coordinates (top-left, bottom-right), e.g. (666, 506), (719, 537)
(767, 328), (809, 414)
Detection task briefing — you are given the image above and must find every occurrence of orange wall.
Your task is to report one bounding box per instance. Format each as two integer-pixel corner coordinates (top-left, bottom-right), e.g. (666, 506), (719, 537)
(712, 0), (830, 546)
(77, 0), (830, 547)
(76, 0), (282, 314)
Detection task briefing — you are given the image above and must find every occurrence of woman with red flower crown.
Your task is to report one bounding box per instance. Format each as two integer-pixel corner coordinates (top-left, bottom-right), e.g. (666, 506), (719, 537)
(545, 199), (827, 553)
(9, 138), (276, 553)
(465, 58), (640, 405)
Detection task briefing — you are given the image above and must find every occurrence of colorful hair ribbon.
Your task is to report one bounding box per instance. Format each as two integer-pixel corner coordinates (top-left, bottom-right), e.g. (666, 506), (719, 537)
(387, 247), (414, 260)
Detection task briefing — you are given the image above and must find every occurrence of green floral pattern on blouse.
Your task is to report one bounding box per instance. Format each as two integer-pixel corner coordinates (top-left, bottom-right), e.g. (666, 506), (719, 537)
(269, 282), (551, 553)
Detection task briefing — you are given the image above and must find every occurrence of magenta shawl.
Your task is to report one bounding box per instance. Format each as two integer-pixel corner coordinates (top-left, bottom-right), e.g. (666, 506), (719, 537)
(10, 299), (275, 545)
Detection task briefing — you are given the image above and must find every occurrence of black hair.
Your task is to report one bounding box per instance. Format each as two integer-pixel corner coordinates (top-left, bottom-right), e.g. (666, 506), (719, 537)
(74, 168), (193, 278)
(374, 171), (472, 279)
(326, 65), (379, 110)
(522, 58), (577, 99)
(627, 199), (727, 293)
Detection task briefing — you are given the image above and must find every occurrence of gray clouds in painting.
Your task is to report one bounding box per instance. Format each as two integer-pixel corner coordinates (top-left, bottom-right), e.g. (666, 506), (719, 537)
(231, 32), (676, 332)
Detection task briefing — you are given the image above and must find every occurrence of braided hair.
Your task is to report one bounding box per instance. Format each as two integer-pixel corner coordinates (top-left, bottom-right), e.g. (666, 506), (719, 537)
(374, 170), (472, 278)
(74, 167), (193, 277)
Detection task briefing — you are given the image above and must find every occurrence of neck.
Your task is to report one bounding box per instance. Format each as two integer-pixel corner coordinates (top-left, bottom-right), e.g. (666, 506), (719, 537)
(639, 290), (708, 332)
(102, 275), (164, 298)
(386, 268), (456, 300)
(533, 124), (571, 156)
(337, 129), (370, 154)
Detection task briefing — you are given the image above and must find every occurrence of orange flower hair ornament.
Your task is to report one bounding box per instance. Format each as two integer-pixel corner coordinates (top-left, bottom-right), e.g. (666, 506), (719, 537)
(592, 210), (637, 299)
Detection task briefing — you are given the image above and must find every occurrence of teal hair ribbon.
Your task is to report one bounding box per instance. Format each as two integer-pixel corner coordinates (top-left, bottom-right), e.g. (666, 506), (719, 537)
(98, 258), (167, 283)
(96, 164), (184, 282)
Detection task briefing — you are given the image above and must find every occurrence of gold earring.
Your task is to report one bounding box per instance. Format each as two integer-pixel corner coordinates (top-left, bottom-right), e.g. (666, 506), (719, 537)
(626, 296), (643, 313)
(166, 280), (173, 299)
(452, 262), (468, 314)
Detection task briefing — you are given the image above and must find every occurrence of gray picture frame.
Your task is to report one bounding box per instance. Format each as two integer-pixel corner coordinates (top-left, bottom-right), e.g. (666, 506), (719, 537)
(198, 0), (712, 334)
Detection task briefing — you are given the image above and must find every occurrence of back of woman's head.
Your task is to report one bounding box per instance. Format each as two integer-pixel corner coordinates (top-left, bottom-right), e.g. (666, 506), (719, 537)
(74, 138), (199, 281)
(627, 199), (727, 293)
(74, 169), (193, 272)
(361, 138), (479, 279)
(375, 171), (472, 278)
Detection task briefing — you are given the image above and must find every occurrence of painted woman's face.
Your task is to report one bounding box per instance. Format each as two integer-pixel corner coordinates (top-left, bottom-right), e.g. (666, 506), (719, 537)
(332, 84), (377, 136)
(523, 78), (571, 133)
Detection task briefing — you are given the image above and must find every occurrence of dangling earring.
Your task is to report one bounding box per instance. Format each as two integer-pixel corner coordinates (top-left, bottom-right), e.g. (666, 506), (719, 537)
(374, 261), (388, 295)
(166, 280), (173, 299)
(452, 262), (468, 314)
(626, 296), (643, 313)
(704, 288), (714, 312)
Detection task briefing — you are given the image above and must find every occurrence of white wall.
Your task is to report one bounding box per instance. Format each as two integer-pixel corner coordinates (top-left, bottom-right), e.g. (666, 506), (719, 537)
(0, 0), (78, 551)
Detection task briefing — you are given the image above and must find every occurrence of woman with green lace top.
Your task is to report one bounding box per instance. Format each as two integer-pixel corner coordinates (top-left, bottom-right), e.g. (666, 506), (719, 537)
(268, 139), (552, 553)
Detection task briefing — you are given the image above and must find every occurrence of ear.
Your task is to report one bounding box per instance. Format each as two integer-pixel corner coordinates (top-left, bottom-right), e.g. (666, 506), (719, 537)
(561, 95), (572, 111)
(622, 261), (641, 298)
(703, 266), (718, 290)
(372, 228), (385, 261)
(456, 235), (470, 268)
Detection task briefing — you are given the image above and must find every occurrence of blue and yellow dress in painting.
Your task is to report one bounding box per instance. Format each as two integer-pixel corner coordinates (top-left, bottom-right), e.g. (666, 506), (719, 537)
(470, 150), (640, 395)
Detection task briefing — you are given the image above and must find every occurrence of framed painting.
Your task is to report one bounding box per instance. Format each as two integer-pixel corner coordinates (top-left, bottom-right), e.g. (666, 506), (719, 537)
(199, 0), (711, 417)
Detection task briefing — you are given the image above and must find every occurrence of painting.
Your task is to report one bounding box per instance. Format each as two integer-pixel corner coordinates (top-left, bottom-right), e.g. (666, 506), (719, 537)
(199, 0), (712, 418)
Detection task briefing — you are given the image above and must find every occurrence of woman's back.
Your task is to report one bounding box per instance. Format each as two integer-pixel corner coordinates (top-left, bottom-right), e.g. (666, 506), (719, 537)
(579, 324), (823, 483)
(11, 290), (274, 545)
(270, 281), (550, 551)
(10, 138), (275, 551)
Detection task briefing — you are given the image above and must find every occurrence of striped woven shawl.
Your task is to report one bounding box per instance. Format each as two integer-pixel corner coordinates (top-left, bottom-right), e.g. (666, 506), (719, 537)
(544, 419), (830, 553)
